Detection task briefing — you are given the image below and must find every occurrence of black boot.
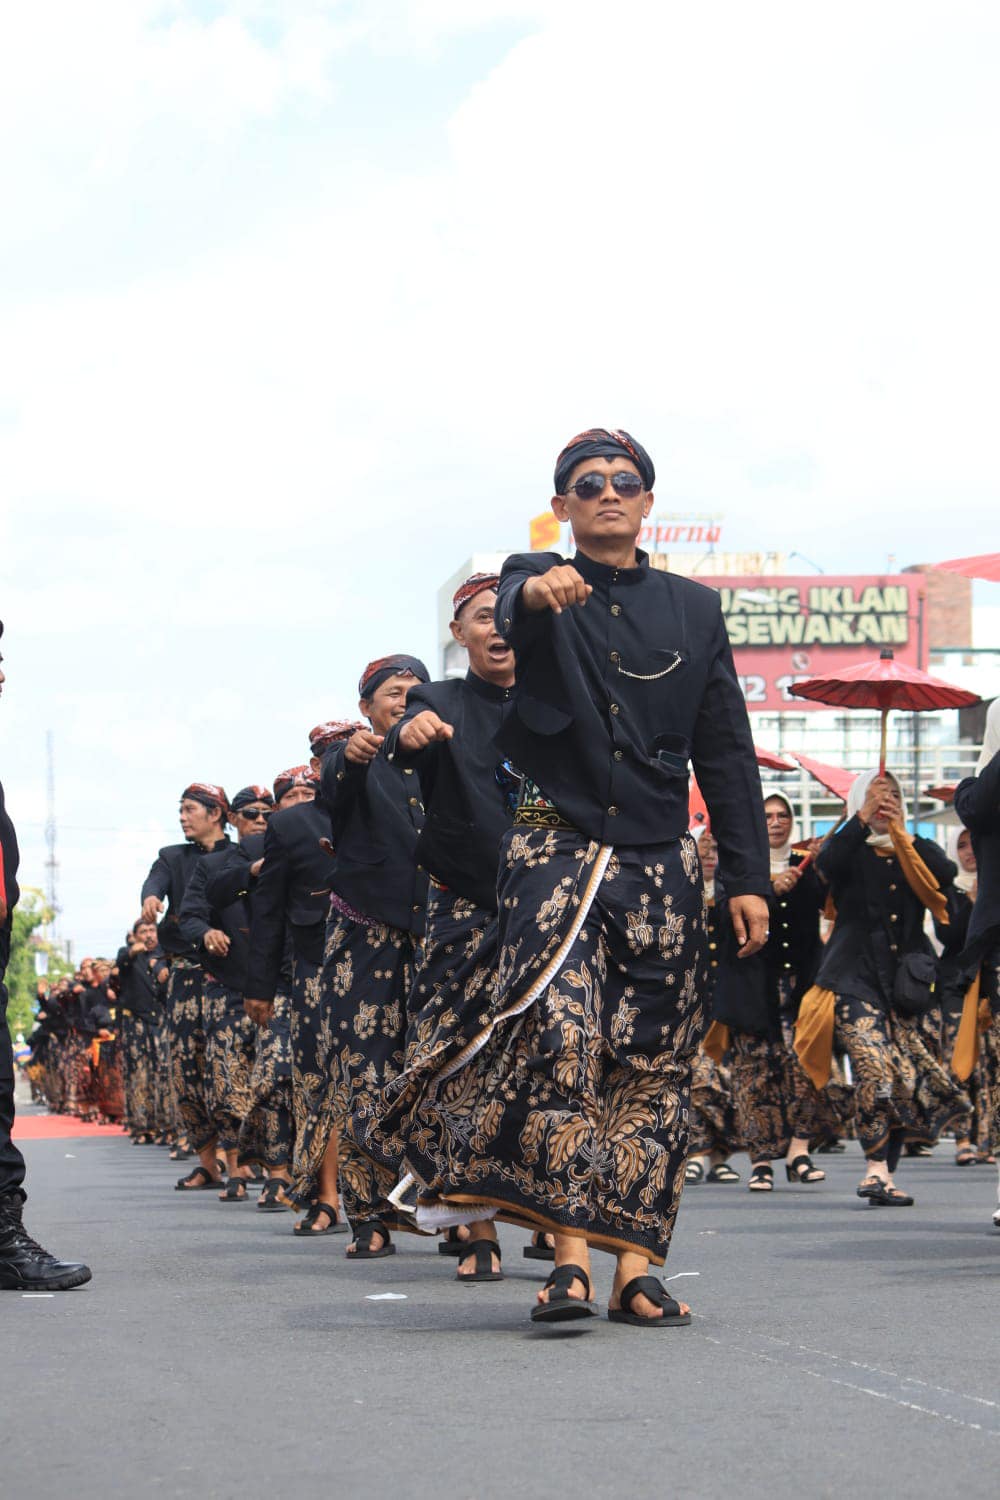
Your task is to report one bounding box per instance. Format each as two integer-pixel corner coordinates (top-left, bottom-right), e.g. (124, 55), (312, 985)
(0, 1192), (92, 1291)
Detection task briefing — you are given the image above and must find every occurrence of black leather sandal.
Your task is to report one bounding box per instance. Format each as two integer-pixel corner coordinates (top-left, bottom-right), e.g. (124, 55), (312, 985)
(857, 1177), (914, 1207)
(608, 1276), (692, 1328)
(706, 1163), (740, 1183)
(293, 1201), (347, 1236)
(748, 1164), (773, 1192)
(219, 1177), (248, 1202)
(455, 1239), (503, 1283)
(257, 1179), (291, 1212)
(785, 1154), (825, 1183)
(346, 1221), (395, 1259)
(530, 1264), (597, 1323)
(523, 1231), (556, 1262)
(437, 1227), (469, 1256)
(175, 1165), (224, 1191)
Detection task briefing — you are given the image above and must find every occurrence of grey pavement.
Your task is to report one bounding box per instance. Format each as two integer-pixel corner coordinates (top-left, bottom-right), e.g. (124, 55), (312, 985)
(4, 1113), (999, 1500)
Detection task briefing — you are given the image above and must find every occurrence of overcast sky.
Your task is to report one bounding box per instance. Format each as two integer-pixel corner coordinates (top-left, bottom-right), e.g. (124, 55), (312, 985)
(2, 0), (998, 959)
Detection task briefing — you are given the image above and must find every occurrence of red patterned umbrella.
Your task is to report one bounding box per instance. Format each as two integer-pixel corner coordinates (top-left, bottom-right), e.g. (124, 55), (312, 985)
(788, 752), (856, 802)
(789, 649), (979, 774)
(932, 552), (1000, 583)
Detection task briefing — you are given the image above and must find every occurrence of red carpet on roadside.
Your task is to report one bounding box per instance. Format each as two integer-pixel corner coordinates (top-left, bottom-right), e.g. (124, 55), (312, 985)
(12, 1109), (128, 1141)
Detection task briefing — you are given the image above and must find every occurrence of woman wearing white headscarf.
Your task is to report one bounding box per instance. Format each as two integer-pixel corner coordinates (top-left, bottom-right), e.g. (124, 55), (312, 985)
(813, 771), (968, 1205)
(953, 697), (1000, 1227)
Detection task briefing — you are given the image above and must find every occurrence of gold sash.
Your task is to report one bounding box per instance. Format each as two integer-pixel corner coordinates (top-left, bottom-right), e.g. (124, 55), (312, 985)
(886, 820), (949, 926)
(950, 971), (990, 1082)
(702, 1020), (730, 1064)
(793, 986), (836, 1089)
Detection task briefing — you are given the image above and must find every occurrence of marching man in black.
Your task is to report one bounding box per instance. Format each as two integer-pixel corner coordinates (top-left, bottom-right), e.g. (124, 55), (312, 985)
(399, 429), (770, 1326)
(140, 783), (231, 1191)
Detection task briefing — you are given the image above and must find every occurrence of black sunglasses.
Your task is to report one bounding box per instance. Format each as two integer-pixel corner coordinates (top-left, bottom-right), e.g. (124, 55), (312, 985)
(564, 471), (644, 501)
(237, 807), (272, 821)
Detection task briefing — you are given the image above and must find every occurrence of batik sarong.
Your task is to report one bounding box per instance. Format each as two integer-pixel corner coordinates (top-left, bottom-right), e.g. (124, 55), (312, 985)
(355, 883), (498, 1180)
(167, 962), (216, 1150)
(835, 992), (970, 1157)
(688, 1048), (739, 1157)
(318, 916), (419, 1228)
(239, 989), (294, 1170)
(93, 1037), (125, 1120)
(406, 826), (708, 1266)
(120, 1013), (161, 1135)
(203, 978), (257, 1154)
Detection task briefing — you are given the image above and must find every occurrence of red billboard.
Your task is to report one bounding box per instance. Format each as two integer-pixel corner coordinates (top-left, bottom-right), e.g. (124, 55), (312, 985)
(709, 575), (924, 712)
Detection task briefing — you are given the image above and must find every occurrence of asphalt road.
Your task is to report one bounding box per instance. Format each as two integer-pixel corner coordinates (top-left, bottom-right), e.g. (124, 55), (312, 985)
(5, 1111), (999, 1500)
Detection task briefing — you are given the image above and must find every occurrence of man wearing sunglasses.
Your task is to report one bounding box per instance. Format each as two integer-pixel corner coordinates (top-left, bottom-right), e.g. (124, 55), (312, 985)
(0, 621), (92, 1290)
(140, 782), (232, 1192)
(400, 428), (770, 1328)
(178, 785), (274, 1200)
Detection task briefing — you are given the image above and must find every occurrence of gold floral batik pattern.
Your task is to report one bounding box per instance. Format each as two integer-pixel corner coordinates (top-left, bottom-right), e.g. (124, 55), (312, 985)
(93, 1038), (125, 1121)
(298, 916), (419, 1227)
(167, 964), (217, 1150)
(688, 1048), (739, 1157)
(203, 979), (257, 1152)
(894, 1014), (971, 1145)
(287, 957), (338, 1203)
(120, 1013), (161, 1135)
(356, 882), (500, 1185)
(409, 826), (709, 1266)
(835, 991), (970, 1157)
(239, 989), (294, 1169)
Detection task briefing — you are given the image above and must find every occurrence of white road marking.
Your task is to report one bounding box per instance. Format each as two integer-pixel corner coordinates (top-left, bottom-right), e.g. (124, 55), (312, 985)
(696, 1322), (1000, 1435)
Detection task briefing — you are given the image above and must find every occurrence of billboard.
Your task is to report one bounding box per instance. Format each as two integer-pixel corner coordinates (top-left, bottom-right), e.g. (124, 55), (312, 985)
(710, 575), (924, 711)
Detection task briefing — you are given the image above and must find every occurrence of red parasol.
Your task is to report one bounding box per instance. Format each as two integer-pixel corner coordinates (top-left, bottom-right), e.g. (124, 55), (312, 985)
(788, 752), (856, 802)
(755, 745), (796, 771)
(688, 776), (710, 835)
(931, 553), (1000, 583)
(789, 649), (979, 775)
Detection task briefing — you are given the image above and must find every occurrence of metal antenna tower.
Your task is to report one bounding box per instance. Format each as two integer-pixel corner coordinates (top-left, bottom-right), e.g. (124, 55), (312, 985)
(45, 729), (59, 933)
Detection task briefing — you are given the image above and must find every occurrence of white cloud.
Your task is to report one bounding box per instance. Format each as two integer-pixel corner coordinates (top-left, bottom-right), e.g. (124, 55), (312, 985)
(2, 0), (999, 954)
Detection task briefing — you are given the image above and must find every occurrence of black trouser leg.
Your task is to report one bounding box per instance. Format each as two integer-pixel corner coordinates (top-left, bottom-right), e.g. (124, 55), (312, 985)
(0, 981), (27, 1201)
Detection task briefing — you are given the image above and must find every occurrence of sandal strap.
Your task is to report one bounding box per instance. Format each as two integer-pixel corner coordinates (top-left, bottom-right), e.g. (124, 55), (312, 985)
(460, 1238), (501, 1272)
(543, 1263), (591, 1300)
(750, 1165), (773, 1180)
(354, 1220), (389, 1250)
(619, 1275), (681, 1317)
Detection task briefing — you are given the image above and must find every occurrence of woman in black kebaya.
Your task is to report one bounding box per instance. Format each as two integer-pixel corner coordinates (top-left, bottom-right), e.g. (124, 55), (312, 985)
(809, 771), (968, 1207)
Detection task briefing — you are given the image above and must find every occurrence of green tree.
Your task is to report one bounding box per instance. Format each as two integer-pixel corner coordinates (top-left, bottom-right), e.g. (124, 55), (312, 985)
(5, 888), (74, 1041)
